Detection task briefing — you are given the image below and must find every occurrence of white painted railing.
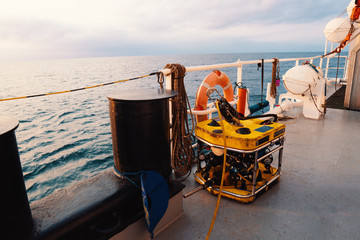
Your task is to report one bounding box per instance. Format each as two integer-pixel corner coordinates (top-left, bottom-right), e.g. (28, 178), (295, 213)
(324, 55), (348, 83)
(161, 54), (345, 88)
(160, 54), (346, 118)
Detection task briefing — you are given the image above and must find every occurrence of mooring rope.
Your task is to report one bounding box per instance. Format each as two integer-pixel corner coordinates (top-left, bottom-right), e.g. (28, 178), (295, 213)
(270, 58), (279, 99)
(165, 63), (195, 179)
(0, 72), (158, 102)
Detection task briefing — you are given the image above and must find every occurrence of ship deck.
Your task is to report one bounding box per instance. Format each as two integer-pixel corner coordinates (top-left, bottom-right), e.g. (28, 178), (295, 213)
(157, 105), (360, 239)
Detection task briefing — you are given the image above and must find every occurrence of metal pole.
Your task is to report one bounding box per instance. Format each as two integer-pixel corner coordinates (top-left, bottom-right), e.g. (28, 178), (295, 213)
(278, 138), (284, 174)
(325, 42), (334, 78)
(236, 59), (243, 87)
(252, 151), (258, 196)
(165, 73), (176, 179)
(320, 39), (328, 70)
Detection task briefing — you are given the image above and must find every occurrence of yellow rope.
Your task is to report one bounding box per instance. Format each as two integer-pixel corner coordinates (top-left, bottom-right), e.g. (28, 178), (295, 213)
(205, 101), (228, 240)
(0, 73), (156, 102)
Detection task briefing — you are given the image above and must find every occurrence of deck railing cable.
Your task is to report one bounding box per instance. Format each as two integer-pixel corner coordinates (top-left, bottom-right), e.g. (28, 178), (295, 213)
(0, 72), (159, 102)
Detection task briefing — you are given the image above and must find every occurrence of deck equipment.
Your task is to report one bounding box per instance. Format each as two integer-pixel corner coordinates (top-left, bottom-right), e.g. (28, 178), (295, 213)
(108, 88), (178, 238)
(280, 62), (326, 119)
(194, 88), (285, 203)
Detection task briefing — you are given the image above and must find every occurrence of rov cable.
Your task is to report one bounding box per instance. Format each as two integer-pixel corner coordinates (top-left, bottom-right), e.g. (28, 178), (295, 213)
(0, 72), (158, 102)
(205, 100), (227, 240)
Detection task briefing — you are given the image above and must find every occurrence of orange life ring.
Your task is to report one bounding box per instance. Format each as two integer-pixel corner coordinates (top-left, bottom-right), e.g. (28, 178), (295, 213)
(194, 70), (234, 122)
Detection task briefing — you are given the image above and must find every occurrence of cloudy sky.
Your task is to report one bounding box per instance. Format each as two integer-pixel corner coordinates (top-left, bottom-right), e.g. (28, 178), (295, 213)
(0, 0), (351, 61)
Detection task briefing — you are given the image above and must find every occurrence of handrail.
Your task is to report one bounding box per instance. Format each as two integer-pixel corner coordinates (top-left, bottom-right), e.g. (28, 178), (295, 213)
(324, 55), (348, 80)
(161, 53), (345, 119)
(161, 55), (326, 76)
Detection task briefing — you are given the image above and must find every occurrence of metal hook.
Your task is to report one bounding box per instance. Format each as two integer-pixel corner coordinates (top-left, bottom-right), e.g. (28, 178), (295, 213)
(206, 87), (224, 103)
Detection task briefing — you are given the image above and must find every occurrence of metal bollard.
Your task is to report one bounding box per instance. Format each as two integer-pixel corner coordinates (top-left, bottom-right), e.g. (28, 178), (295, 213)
(0, 116), (33, 239)
(107, 88), (177, 180)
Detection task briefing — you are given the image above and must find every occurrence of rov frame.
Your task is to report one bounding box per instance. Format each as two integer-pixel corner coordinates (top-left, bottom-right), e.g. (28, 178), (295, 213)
(194, 135), (285, 203)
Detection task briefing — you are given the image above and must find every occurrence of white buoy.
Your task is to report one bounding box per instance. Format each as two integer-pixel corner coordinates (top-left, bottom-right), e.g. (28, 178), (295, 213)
(324, 17), (351, 43)
(283, 65), (322, 95)
(279, 65), (326, 120)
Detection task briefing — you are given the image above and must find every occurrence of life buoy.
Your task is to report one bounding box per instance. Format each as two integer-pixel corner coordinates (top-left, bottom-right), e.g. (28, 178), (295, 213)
(194, 70), (234, 122)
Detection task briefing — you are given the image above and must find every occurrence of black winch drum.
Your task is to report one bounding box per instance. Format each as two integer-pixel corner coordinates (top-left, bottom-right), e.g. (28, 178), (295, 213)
(0, 116), (33, 239)
(108, 88), (177, 179)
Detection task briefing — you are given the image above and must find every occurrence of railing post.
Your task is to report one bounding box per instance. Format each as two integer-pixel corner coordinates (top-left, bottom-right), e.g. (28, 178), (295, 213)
(343, 56), (349, 80)
(320, 39), (328, 70)
(236, 59), (243, 93)
(325, 42), (334, 78)
(163, 71), (175, 178)
(165, 74), (172, 91)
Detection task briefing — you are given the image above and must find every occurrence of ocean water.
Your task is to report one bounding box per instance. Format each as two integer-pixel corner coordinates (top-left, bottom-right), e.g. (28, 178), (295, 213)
(0, 52), (345, 202)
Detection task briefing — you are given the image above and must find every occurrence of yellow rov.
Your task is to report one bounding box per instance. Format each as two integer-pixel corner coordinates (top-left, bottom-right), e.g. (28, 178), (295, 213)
(194, 98), (285, 203)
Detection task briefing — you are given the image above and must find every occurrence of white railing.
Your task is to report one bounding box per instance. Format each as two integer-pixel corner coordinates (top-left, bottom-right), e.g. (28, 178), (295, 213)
(161, 54), (344, 87)
(160, 54), (346, 118)
(324, 55), (348, 84)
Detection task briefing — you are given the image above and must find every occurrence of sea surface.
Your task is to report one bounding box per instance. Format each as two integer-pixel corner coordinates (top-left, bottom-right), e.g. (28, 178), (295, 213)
(0, 52), (345, 202)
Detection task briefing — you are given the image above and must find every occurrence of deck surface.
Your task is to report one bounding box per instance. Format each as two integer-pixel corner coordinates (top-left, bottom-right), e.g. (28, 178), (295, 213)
(157, 107), (360, 240)
(326, 86), (346, 110)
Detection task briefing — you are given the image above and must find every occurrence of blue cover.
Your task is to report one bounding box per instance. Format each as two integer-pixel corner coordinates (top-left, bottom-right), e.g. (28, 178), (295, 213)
(254, 125), (274, 133)
(249, 100), (269, 114)
(140, 171), (169, 239)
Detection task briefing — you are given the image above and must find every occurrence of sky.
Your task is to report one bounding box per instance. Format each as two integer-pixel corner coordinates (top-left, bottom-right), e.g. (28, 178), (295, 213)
(0, 0), (352, 61)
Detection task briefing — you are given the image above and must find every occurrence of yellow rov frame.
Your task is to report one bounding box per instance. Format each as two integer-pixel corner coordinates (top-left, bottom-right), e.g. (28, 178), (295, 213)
(194, 118), (285, 203)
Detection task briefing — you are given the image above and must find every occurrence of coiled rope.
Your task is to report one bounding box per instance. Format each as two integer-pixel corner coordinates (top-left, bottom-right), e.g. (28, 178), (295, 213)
(270, 58), (279, 99)
(0, 72), (158, 102)
(164, 64), (195, 179)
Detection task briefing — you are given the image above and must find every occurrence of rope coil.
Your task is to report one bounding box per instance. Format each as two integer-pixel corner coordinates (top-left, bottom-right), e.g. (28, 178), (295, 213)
(270, 58), (280, 99)
(165, 63), (195, 179)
